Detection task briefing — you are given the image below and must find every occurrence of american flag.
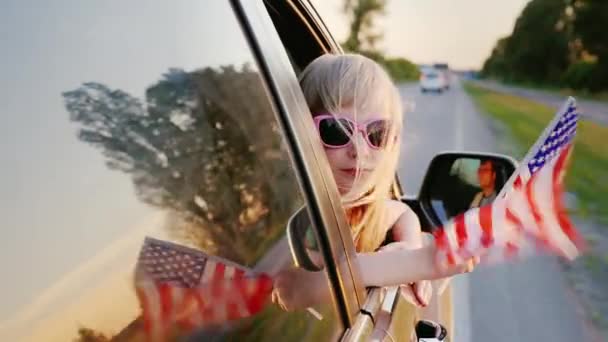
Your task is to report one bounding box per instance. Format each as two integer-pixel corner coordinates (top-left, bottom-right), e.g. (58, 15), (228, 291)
(500, 97), (579, 194)
(134, 237), (273, 341)
(434, 98), (584, 266)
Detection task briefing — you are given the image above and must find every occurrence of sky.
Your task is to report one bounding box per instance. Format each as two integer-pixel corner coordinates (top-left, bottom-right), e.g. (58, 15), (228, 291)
(311, 0), (531, 70)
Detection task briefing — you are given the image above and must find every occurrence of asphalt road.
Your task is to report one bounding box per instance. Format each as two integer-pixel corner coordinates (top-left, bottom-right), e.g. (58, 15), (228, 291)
(397, 78), (592, 342)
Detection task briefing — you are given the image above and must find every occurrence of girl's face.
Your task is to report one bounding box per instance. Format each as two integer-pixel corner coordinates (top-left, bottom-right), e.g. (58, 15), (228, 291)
(316, 104), (392, 195)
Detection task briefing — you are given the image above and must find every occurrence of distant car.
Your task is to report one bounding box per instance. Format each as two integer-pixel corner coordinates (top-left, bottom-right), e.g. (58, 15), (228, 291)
(420, 68), (447, 93)
(433, 63), (451, 90)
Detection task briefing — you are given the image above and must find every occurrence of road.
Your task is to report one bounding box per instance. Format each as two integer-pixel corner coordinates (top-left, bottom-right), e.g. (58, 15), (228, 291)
(397, 78), (593, 342)
(472, 79), (608, 126)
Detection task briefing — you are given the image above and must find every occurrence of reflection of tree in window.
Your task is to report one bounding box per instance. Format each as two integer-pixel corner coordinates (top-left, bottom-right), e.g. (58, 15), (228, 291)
(73, 327), (111, 342)
(62, 64), (302, 266)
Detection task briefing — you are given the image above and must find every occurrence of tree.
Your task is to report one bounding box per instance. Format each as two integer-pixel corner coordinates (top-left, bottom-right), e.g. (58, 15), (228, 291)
(381, 57), (421, 81)
(482, 0), (571, 83)
(506, 0), (570, 82)
(572, 0), (608, 91)
(342, 0), (387, 53)
(340, 1), (420, 81)
(572, 0), (608, 60)
(62, 65), (300, 265)
(482, 37), (511, 78)
(482, 0), (608, 92)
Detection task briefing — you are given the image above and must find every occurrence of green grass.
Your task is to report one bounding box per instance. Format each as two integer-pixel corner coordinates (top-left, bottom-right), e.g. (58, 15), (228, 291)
(464, 83), (608, 225)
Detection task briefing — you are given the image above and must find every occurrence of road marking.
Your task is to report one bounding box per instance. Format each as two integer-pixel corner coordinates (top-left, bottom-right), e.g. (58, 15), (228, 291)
(452, 275), (472, 342)
(453, 79), (472, 342)
(454, 81), (465, 150)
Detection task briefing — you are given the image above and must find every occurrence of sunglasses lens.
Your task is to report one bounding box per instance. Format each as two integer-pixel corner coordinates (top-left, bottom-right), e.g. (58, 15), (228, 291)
(318, 118), (353, 147)
(367, 120), (390, 148)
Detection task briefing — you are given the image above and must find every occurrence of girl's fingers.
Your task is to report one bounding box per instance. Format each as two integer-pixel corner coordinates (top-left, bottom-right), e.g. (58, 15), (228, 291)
(399, 284), (425, 308)
(399, 281), (432, 308)
(271, 289), (281, 309)
(465, 256), (481, 272)
(412, 282), (431, 307)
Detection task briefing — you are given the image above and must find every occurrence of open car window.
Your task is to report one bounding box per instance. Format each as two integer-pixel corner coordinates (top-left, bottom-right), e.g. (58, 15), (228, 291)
(263, 0), (331, 75)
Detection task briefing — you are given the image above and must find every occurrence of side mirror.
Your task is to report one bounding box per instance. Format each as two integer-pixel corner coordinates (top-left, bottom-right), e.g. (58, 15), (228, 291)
(286, 207), (323, 271)
(418, 152), (517, 226)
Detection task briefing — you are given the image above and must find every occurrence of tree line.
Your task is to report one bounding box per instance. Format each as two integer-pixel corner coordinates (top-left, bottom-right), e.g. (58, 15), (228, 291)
(482, 0), (608, 92)
(342, 0), (421, 82)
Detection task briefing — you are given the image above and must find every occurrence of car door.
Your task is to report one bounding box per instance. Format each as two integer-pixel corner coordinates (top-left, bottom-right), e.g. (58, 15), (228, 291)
(0, 1), (360, 341)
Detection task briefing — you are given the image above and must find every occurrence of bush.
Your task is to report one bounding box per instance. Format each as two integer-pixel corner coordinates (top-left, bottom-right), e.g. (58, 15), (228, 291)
(343, 49), (420, 82)
(561, 61), (597, 90)
(382, 57), (421, 82)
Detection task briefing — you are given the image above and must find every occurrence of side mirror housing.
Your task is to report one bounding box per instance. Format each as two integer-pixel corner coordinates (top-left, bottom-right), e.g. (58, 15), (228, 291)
(418, 152), (518, 227)
(286, 207), (323, 271)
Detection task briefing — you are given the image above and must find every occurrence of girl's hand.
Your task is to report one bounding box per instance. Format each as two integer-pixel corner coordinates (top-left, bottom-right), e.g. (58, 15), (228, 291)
(400, 281), (432, 308)
(379, 240), (480, 280)
(435, 254), (481, 278)
(271, 267), (326, 311)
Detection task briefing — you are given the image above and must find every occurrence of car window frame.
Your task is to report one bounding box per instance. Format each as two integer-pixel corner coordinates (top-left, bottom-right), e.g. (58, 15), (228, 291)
(230, 0), (364, 329)
(232, 2), (418, 340)
(268, 2), (421, 339)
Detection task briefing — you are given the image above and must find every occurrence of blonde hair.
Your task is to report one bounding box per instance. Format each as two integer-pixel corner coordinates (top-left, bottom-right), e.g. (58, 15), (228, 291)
(299, 53), (404, 252)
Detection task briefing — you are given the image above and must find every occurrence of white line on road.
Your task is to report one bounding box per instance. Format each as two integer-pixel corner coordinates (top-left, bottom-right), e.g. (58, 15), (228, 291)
(452, 275), (472, 342)
(453, 79), (472, 342)
(454, 82), (465, 150)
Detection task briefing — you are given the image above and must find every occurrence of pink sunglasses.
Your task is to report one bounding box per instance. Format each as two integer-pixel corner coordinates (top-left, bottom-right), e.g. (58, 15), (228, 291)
(313, 114), (392, 149)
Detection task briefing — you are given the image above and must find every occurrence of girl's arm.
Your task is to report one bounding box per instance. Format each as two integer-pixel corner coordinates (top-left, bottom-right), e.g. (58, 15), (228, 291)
(382, 204), (432, 307)
(272, 243), (471, 311)
(357, 243), (469, 287)
(389, 203), (423, 248)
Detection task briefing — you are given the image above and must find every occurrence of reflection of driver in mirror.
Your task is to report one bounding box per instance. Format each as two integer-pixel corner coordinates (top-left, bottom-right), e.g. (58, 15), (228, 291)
(469, 159), (497, 208)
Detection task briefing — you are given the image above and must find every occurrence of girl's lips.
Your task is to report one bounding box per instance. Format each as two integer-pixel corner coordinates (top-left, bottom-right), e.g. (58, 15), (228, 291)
(340, 168), (370, 176)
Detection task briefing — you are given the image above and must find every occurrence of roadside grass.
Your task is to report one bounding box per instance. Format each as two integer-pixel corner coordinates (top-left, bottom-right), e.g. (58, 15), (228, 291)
(463, 83), (608, 226)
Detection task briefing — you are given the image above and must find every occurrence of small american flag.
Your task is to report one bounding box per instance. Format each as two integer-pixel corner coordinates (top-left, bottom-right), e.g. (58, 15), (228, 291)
(434, 98), (584, 266)
(134, 237), (273, 340)
(500, 97), (579, 193)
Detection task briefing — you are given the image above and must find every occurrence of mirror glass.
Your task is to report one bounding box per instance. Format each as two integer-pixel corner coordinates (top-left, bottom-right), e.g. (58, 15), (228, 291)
(286, 207), (325, 272)
(426, 156), (515, 223)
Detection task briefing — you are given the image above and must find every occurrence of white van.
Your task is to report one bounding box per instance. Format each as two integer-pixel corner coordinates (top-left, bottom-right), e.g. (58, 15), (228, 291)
(420, 68), (448, 93)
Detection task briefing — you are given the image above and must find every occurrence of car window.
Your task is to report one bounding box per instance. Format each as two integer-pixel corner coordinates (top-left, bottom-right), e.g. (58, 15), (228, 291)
(259, 0), (369, 316)
(0, 1), (342, 341)
(263, 0), (329, 74)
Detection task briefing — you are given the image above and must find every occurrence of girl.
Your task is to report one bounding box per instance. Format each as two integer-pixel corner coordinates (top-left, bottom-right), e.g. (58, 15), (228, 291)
(272, 54), (475, 317)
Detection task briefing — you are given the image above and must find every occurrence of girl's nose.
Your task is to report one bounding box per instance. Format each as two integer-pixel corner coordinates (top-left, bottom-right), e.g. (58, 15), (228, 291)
(347, 133), (370, 159)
